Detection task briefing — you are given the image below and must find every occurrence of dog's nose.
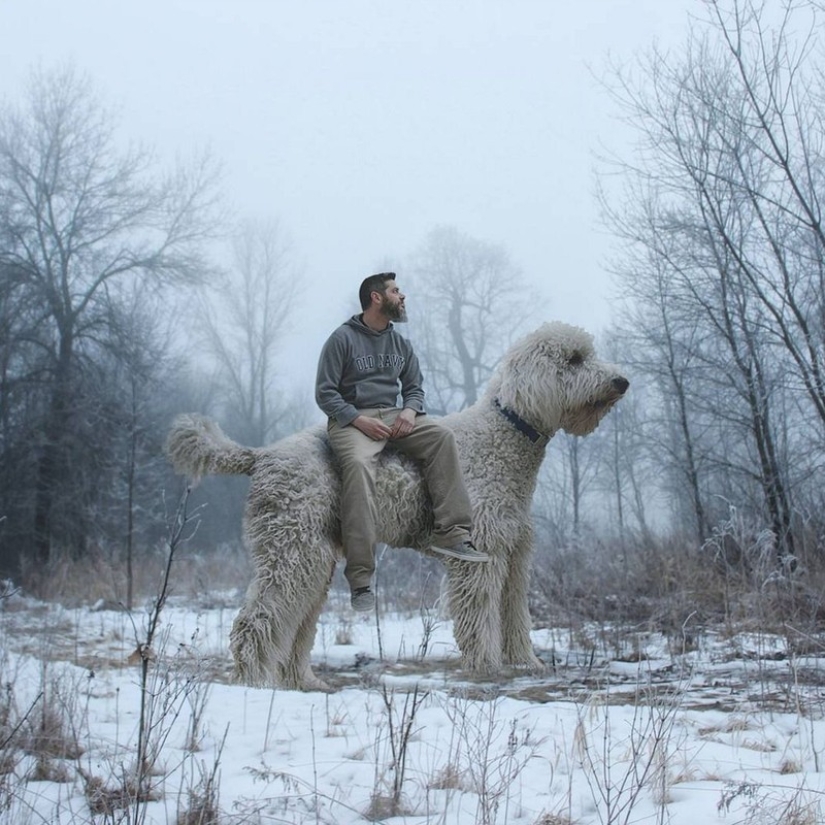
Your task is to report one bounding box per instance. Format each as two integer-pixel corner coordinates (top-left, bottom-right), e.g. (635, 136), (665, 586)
(613, 377), (629, 395)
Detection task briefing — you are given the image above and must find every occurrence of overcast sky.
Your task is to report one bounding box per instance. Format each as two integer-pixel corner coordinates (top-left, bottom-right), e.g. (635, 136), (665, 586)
(2, 0), (698, 383)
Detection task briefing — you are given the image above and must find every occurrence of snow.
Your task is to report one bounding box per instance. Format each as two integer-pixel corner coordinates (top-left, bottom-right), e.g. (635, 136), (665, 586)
(2, 593), (825, 824)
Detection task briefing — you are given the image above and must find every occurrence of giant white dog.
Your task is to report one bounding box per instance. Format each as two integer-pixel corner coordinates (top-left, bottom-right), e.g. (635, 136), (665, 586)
(166, 322), (628, 691)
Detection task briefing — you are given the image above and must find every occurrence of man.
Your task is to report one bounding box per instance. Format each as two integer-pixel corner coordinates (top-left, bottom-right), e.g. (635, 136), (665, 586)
(316, 272), (488, 612)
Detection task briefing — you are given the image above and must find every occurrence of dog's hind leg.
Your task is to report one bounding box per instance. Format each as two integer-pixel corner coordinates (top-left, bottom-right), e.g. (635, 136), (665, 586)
(231, 528), (338, 690)
(278, 558), (336, 692)
(230, 575), (294, 687)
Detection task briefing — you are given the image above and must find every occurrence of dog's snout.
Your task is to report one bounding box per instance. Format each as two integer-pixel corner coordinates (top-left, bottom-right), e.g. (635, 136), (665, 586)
(613, 376), (629, 395)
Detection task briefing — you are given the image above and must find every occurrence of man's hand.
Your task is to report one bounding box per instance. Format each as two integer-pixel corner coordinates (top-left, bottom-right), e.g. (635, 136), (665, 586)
(389, 408), (417, 439)
(352, 415), (392, 441)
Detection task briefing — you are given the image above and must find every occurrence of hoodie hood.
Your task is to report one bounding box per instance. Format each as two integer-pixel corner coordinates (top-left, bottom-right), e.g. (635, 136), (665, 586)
(345, 314), (394, 336)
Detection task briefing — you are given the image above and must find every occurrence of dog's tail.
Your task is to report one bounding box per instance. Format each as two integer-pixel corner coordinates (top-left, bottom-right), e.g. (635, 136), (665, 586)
(165, 414), (257, 480)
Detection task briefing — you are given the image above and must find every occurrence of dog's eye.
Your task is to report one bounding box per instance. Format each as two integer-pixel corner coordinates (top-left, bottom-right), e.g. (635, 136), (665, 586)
(568, 352), (584, 366)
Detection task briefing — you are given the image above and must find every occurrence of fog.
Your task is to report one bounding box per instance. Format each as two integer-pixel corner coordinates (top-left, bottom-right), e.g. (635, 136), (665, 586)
(2, 0), (697, 384)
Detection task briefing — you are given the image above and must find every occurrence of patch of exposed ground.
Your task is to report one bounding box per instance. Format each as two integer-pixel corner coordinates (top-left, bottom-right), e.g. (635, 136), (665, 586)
(3, 597), (825, 716)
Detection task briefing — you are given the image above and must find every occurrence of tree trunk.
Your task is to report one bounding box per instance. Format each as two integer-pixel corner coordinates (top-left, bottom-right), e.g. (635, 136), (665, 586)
(32, 333), (73, 568)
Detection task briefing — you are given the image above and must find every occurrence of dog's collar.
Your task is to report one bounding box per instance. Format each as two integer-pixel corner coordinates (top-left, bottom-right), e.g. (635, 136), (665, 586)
(493, 399), (548, 444)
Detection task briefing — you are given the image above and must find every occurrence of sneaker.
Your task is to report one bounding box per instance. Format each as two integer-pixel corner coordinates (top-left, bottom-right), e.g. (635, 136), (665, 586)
(351, 586), (376, 612)
(430, 540), (490, 562)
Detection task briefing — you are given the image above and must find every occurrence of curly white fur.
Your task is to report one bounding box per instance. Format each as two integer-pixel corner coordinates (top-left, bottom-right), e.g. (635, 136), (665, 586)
(166, 322), (628, 690)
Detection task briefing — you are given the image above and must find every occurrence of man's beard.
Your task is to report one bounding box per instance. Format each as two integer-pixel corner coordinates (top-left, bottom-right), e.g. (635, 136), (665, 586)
(381, 295), (407, 322)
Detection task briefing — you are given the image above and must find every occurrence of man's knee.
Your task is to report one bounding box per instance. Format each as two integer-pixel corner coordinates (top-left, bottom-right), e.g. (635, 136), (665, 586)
(425, 421), (457, 450)
(416, 417), (452, 439)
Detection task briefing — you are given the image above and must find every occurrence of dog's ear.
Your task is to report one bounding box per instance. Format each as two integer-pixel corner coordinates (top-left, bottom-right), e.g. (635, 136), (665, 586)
(496, 360), (520, 408)
(497, 345), (547, 412)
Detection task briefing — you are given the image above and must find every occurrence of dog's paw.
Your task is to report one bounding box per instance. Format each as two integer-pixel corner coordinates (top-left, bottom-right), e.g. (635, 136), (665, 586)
(300, 674), (335, 693)
(507, 653), (547, 673)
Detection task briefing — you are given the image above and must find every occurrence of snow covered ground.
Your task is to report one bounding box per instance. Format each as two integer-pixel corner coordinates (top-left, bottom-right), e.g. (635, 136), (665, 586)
(1, 591), (824, 824)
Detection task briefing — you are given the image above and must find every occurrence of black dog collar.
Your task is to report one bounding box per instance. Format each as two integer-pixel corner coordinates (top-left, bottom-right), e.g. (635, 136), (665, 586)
(493, 398), (547, 444)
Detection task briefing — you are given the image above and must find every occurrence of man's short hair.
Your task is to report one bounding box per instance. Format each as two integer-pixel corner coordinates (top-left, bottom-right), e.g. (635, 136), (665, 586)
(359, 272), (396, 311)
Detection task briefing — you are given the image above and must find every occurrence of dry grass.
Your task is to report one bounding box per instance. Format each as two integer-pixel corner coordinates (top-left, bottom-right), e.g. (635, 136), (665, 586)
(533, 814), (579, 825)
(79, 768), (163, 816)
(364, 792), (413, 820)
(19, 513), (825, 651)
(20, 541), (252, 608)
(23, 703), (82, 760)
(427, 761), (467, 791)
(530, 525), (825, 644)
(176, 784), (221, 825)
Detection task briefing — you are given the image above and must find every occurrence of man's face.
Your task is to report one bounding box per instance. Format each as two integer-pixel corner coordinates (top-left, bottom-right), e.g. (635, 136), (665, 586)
(378, 280), (407, 322)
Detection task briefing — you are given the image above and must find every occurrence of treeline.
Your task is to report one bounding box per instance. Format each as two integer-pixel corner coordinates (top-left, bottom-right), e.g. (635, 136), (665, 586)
(0, 67), (312, 588)
(2, 1), (825, 605)
(425, 2), (825, 577)
(602, 0), (825, 558)
(529, 0), (825, 614)
(0, 68), (213, 585)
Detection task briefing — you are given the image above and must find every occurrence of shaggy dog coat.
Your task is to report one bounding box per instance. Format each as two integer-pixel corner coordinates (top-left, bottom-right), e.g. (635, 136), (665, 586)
(166, 322), (628, 691)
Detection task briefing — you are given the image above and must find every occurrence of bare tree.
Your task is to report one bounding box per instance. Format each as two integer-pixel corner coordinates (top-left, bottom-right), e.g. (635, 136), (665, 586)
(103, 286), (179, 609)
(602, 0), (825, 554)
(555, 434), (602, 536)
(0, 260), (44, 562)
(607, 222), (719, 544)
(198, 219), (300, 447)
(0, 66), (220, 570)
(588, 332), (658, 542)
(407, 225), (534, 413)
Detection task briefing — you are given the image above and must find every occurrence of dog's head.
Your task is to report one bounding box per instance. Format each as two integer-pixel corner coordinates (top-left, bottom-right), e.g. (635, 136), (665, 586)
(489, 322), (628, 438)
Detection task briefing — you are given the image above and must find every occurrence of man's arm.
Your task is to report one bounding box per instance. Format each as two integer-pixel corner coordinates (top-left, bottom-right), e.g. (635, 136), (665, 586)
(315, 334), (359, 426)
(390, 341), (425, 438)
(399, 343), (426, 414)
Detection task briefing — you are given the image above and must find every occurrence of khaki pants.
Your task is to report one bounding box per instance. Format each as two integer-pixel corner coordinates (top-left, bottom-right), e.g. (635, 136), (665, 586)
(327, 408), (473, 590)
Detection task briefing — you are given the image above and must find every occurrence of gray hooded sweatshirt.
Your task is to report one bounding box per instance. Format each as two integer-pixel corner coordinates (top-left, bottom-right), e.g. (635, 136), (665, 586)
(315, 315), (426, 426)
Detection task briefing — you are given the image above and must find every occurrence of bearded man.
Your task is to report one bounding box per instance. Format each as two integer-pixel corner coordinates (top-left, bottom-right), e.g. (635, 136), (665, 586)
(315, 272), (488, 612)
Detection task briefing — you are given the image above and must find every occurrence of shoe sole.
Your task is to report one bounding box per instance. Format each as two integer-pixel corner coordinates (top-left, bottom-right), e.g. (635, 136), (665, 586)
(430, 546), (490, 562)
